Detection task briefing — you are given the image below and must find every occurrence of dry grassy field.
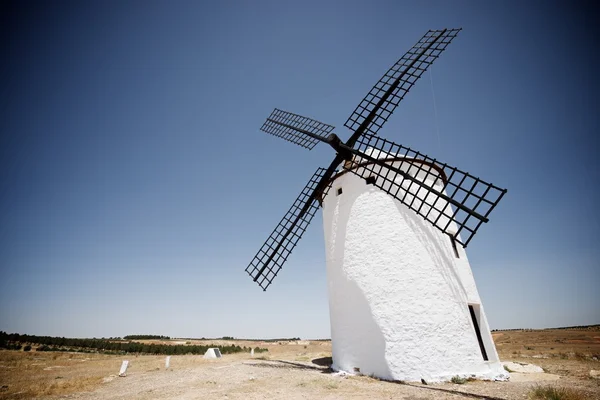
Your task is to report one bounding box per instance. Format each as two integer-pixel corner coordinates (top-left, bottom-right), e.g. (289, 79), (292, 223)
(1, 329), (599, 400)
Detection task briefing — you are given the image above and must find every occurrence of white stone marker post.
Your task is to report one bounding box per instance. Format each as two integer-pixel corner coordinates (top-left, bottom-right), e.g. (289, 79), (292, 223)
(119, 360), (129, 377)
(250, 348), (254, 357)
(165, 356), (171, 369)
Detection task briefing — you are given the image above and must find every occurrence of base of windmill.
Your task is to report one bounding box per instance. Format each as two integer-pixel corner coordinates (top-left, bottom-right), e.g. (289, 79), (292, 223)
(203, 348), (222, 359)
(321, 153), (508, 383)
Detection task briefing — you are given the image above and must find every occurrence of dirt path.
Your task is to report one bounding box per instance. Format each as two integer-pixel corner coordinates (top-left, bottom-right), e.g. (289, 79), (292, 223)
(65, 353), (599, 400)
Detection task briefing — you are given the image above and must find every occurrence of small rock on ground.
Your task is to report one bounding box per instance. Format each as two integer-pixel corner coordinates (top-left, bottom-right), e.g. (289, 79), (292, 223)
(502, 361), (544, 373)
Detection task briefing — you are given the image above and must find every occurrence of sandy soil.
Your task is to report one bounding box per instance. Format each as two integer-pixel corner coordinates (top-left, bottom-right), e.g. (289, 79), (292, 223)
(1, 329), (599, 399)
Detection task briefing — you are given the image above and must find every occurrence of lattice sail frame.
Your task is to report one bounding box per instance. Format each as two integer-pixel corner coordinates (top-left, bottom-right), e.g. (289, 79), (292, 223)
(260, 108), (335, 150)
(348, 133), (506, 247)
(345, 28), (461, 141)
(245, 167), (328, 291)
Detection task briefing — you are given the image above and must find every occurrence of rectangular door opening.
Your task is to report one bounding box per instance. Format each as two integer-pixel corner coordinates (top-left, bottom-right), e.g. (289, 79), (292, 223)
(469, 304), (489, 361)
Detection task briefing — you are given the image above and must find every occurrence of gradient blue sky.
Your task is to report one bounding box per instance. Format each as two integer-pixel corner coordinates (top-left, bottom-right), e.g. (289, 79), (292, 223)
(1, 1), (598, 339)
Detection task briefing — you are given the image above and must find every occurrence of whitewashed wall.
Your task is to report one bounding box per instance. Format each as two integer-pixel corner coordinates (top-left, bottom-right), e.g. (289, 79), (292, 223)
(322, 157), (507, 383)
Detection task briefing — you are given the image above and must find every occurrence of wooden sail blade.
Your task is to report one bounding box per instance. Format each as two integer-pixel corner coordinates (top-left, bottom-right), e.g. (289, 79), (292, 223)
(344, 134), (506, 247)
(345, 29), (461, 147)
(260, 108), (335, 150)
(245, 167), (330, 290)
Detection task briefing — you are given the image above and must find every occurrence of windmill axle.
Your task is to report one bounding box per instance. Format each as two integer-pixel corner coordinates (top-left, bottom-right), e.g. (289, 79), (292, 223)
(325, 133), (353, 161)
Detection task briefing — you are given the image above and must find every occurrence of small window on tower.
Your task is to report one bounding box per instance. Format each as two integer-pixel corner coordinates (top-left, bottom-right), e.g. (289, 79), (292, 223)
(450, 237), (460, 258)
(336, 187), (343, 196)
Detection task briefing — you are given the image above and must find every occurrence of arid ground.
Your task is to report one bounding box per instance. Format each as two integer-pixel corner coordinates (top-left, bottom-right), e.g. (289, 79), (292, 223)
(1, 328), (599, 399)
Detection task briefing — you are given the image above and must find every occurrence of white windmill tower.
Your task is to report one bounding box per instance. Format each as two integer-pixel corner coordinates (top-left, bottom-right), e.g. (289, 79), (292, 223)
(245, 28), (508, 382)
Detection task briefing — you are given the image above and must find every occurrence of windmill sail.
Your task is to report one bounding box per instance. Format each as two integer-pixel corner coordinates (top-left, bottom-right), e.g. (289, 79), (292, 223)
(260, 108), (335, 150)
(246, 167), (328, 290)
(345, 134), (506, 247)
(345, 28), (461, 147)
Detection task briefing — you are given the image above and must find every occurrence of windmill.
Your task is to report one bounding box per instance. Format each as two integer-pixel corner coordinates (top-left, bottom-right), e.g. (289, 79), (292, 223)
(245, 29), (509, 383)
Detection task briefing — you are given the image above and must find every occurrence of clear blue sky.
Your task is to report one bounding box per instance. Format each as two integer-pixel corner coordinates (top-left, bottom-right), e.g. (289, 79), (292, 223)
(1, 1), (598, 339)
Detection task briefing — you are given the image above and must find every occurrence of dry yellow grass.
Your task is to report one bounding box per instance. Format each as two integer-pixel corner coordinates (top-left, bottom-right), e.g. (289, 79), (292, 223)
(493, 327), (600, 380)
(0, 340), (323, 399)
(0, 350), (212, 399)
(493, 327), (600, 360)
(0, 351), (107, 399)
(528, 384), (589, 400)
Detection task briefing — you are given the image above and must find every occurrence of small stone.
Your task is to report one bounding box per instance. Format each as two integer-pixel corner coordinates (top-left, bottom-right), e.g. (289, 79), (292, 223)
(590, 370), (600, 379)
(502, 362), (543, 373)
(421, 378), (428, 385)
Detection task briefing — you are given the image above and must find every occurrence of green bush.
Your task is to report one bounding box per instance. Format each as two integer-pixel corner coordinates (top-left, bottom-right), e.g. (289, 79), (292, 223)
(253, 347), (269, 354)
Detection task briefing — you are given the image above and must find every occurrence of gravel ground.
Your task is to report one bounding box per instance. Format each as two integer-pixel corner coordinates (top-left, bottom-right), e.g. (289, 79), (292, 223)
(63, 352), (600, 400)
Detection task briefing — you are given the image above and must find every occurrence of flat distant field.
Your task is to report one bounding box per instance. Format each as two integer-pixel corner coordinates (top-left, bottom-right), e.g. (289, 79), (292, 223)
(1, 329), (599, 400)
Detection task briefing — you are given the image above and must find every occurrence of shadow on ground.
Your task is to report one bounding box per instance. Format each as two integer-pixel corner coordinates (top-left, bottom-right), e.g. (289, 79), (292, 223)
(246, 359), (333, 374)
(311, 357), (332, 367)
(247, 358), (508, 399)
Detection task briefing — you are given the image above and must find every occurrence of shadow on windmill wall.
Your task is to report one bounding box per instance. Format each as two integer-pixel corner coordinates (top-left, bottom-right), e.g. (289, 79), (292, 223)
(324, 185), (393, 380)
(394, 201), (469, 304)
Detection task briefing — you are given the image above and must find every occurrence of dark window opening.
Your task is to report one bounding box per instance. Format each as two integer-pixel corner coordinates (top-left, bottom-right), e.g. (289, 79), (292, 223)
(336, 187), (343, 196)
(366, 176), (376, 185)
(450, 237), (460, 258)
(469, 305), (489, 361)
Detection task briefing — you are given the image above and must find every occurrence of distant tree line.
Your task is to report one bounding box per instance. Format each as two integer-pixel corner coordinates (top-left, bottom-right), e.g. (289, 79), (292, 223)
(491, 324), (599, 332)
(551, 324), (599, 330)
(0, 331), (267, 355)
(123, 335), (171, 340)
(177, 336), (303, 342)
(219, 337), (302, 342)
(261, 337), (301, 342)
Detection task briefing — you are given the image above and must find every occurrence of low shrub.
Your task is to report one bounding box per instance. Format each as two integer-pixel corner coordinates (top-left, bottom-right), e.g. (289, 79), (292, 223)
(528, 384), (588, 400)
(253, 347), (268, 354)
(450, 375), (475, 384)
(451, 375), (467, 384)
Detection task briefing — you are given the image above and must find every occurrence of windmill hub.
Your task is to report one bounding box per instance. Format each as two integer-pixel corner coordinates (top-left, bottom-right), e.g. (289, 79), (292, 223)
(325, 133), (352, 161)
(245, 28), (508, 383)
